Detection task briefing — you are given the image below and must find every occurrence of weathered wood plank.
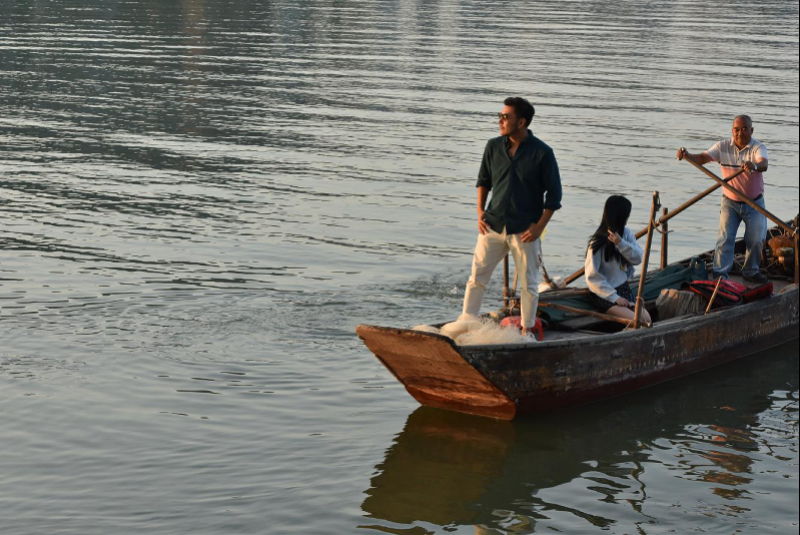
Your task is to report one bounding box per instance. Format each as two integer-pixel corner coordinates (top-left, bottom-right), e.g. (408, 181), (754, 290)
(356, 326), (517, 420)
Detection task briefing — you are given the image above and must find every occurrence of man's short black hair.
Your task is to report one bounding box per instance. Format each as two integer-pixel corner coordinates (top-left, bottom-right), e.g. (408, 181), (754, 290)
(504, 97), (535, 127)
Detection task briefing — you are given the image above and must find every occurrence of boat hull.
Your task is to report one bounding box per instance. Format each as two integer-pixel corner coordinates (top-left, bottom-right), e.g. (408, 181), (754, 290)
(356, 326), (516, 419)
(356, 287), (799, 420)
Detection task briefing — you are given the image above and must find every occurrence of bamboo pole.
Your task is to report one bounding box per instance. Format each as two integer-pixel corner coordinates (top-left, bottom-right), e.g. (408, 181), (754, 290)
(660, 207), (669, 269)
(538, 302), (646, 328)
(562, 169), (747, 286)
(705, 276), (723, 314)
(503, 255), (510, 309)
(633, 191), (660, 329)
(682, 157), (793, 234)
(647, 168), (745, 231)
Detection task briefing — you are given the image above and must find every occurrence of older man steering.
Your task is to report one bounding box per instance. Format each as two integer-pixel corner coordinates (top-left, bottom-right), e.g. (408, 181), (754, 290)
(678, 115), (769, 284)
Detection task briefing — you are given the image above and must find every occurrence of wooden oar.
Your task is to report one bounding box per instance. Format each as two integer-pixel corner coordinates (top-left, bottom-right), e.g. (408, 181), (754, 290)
(633, 191), (660, 328)
(562, 168), (747, 286)
(682, 157), (794, 234)
(682, 158), (800, 284)
(537, 302), (647, 328)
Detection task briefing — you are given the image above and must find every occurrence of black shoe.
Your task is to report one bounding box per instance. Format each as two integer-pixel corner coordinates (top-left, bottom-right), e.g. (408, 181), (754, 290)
(742, 271), (769, 285)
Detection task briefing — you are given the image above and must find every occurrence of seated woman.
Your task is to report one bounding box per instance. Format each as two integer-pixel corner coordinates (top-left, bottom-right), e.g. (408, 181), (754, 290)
(585, 195), (652, 326)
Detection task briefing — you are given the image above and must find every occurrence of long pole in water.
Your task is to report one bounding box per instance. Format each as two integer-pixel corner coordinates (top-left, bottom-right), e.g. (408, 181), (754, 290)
(682, 157), (794, 234)
(633, 191), (660, 328)
(562, 168), (747, 287)
(683, 157), (800, 284)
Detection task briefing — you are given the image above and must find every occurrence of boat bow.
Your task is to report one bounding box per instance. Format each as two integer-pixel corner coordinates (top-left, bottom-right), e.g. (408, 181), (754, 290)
(355, 325), (517, 420)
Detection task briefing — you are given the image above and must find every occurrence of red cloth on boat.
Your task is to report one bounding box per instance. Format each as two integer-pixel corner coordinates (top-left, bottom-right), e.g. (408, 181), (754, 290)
(683, 279), (746, 308)
(500, 316), (544, 341)
(742, 282), (774, 303)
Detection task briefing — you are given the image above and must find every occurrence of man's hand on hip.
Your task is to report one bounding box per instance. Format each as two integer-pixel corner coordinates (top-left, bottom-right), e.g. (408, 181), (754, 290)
(520, 222), (543, 243)
(478, 211), (491, 235)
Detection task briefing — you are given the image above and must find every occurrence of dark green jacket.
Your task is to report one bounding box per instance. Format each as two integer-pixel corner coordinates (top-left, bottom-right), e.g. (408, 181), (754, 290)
(476, 131), (562, 234)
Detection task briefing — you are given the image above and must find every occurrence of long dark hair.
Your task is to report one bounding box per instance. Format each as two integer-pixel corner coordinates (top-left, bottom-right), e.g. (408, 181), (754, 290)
(589, 195), (633, 266)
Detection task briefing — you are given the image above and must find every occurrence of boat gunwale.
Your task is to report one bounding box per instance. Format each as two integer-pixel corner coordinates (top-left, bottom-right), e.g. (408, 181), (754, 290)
(463, 287), (798, 352)
(357, 284), (798, 354)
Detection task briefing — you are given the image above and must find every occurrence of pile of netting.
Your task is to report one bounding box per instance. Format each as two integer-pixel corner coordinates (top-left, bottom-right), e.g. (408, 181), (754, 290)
(412, 315), (535, 346)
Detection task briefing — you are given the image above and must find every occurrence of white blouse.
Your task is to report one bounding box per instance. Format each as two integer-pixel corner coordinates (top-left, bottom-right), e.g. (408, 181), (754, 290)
(584, 227), (644, 302)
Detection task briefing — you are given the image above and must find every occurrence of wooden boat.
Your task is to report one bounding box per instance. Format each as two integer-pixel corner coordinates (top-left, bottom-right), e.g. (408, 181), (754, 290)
(356, 224), (799, 420)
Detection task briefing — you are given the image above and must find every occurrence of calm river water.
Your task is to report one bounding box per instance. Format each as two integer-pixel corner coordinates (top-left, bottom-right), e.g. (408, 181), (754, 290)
(1, 1), (798, 533)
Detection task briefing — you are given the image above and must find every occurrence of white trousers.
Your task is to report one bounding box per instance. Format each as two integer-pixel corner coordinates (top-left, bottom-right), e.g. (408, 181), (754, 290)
(462, 228), (541, 329)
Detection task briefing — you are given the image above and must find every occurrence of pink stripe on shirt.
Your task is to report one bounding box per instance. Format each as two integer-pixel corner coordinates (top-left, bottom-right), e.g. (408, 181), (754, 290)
(705, 138), (767, 201)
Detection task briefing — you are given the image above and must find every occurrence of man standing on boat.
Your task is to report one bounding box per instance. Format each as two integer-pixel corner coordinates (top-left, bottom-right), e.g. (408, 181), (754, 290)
(677, 115), (769, 284)
(462, 97), (563, 336)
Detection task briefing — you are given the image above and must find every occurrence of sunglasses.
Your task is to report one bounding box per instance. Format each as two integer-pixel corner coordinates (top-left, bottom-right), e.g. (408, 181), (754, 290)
(497, 113), (514, 121)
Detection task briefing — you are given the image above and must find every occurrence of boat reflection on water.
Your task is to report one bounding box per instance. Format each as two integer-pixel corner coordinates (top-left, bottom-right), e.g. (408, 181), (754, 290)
(360, 340), (798, 533)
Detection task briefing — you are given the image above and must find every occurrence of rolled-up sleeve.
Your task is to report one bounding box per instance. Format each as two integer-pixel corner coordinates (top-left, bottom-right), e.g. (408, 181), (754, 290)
(616, 228), (643, 266)
(541, 149), (562, 211)
(476, 141), (493, 189)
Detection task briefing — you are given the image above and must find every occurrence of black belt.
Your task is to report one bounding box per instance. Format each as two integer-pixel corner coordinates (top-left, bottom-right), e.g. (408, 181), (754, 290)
(730, 194), (763, 203)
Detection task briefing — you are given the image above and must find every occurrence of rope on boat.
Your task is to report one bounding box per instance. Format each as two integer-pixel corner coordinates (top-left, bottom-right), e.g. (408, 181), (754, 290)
(651, 209), (671, 236)
(653, 223), (671, 236)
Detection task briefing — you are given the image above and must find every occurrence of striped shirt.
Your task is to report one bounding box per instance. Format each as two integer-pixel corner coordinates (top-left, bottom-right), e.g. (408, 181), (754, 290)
(705, 137), (768, 201)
